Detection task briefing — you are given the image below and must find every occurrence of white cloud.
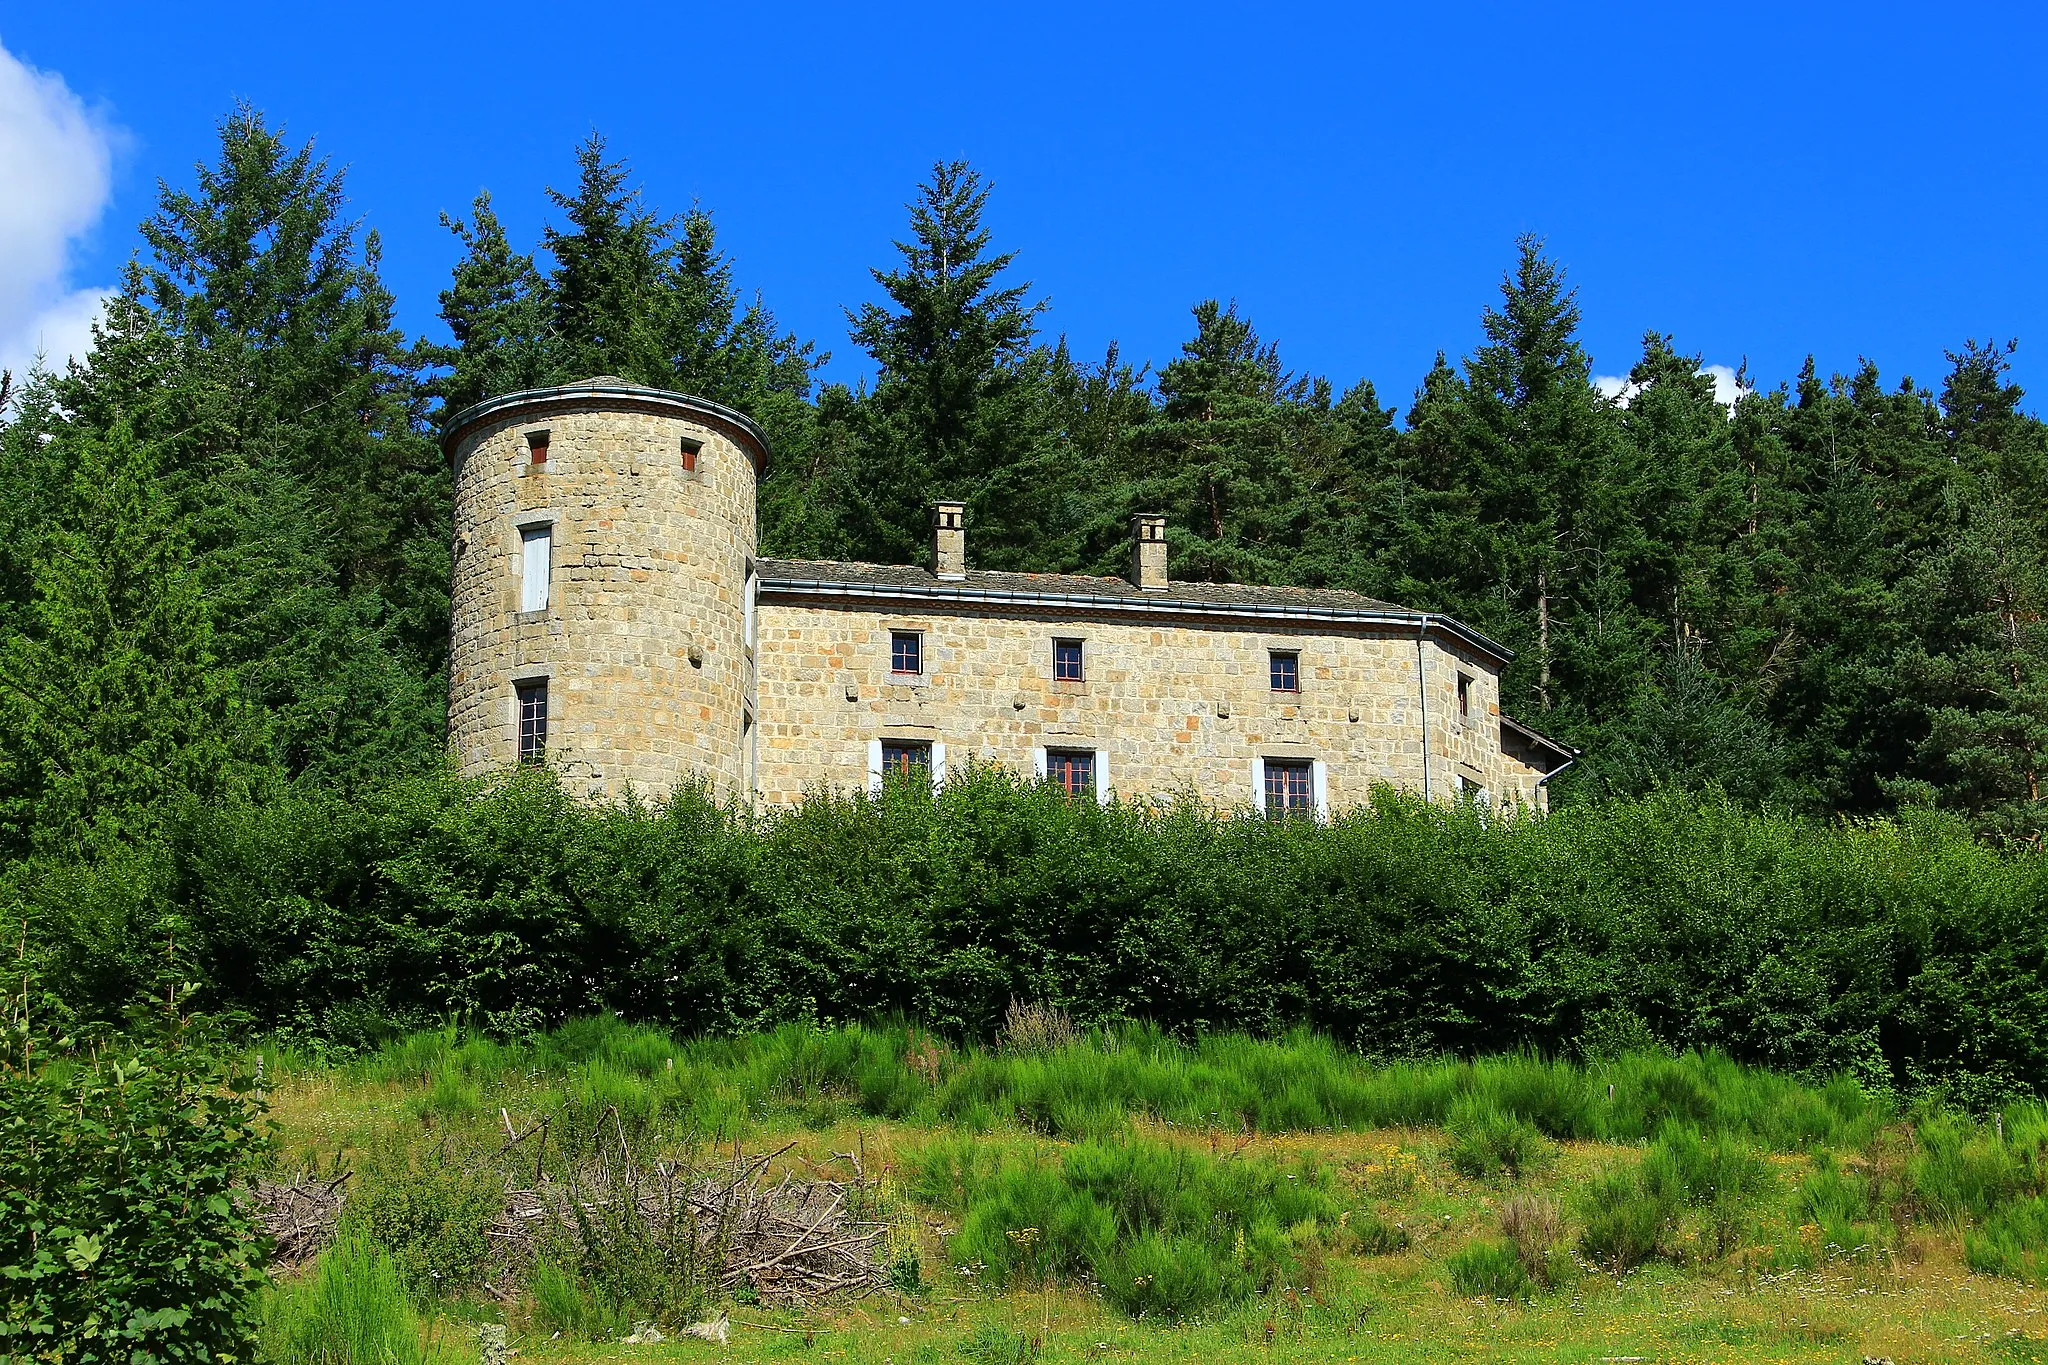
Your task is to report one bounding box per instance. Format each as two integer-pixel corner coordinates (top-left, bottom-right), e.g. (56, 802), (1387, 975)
(1594, 363), (1750, 410)
(0, 40), (117, 386)
(1699, 363), (1748, 408)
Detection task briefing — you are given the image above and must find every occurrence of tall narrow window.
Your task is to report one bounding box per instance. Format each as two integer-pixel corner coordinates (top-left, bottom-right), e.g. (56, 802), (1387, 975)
(1456, 672), (1473, 725)
(1046, 749), (1095, 798)
(680, 435), (703, 473)
(520, 525), (551, 613)
(526, 430), (549, 465)
(880, 741), (932, 782)
(1270, 651), (1300, 692)
(1264, 759), (1314, 817)
(1053, 638), (1085, 682)
(516, 681), (549, 764)
(891, 631), (923, 675)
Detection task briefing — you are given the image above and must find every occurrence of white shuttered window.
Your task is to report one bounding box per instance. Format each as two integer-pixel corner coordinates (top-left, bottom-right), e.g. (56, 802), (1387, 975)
(519, 526), (551, 613)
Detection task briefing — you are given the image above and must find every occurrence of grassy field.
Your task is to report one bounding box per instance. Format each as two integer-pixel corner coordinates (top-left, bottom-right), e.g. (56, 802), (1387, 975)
(254, 1018), (2048, 1364)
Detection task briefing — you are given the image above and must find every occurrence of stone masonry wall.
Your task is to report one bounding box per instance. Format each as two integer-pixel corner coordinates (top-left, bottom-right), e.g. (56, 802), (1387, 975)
(447, 398), (758, 803)
(751, 598), (1526, 812)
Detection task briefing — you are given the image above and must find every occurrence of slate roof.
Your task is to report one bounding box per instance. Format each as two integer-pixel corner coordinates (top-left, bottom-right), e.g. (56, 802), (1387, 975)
(754, 558), (1513, 664)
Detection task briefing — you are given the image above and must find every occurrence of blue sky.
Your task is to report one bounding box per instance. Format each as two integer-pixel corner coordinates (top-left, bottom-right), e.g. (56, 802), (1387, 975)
(3, 2), (2045, 411)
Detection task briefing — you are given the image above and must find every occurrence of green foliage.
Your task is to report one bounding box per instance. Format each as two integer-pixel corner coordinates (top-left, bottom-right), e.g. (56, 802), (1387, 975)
(1444, 1239), (1535, 1299)
(527, 1260), (632, 1342)
(34, 763), (2044, 1101)
(260, 1229), (471, 1364)
(1445, 1097), (1555, 1180)
(0, 982), (270, 1363)
(904, 1133), (1349, 1319)
(340, 1138), (503, 1298)
(1575, 1123), (1775, 1270)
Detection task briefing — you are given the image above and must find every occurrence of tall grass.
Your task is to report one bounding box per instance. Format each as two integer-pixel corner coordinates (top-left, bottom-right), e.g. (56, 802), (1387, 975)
(351, 1013), (1887, 1152)
(261, 1230), (470, 1364)
(902, 1133), (1352, 1319)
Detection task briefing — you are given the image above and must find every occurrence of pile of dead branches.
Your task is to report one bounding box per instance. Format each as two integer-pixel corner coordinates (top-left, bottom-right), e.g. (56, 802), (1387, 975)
(483, 1116), (892, 1309)
(247, 1170), (351, 1271)
(250, 1109), (893, 1312)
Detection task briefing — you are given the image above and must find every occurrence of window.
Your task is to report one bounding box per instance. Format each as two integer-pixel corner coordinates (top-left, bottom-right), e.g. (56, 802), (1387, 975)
(516, 681), (549, 763)
(525, 429), (549, 465)
(1264, 758), (1314, 818)
(1457, 773), (1490, 807)
(1270, 651), (1300, 692)
(891, 631), (923, 675)
(1053, 638), (1085, 682)
(680, 435), (703, 473)
(519, 525), (551, 613)
(880, 741), (932, 781)
(1456, 672), (1473, 725)
(1046, 749), (1095, 798)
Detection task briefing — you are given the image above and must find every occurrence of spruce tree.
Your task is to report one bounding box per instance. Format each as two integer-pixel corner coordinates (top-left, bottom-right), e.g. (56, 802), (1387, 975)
(845, 160), (1046, 567)
(1121, 301), (1323, 585)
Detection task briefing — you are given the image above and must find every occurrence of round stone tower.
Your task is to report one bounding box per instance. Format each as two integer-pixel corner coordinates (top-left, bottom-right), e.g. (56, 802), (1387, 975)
(442, 378), (767, 802)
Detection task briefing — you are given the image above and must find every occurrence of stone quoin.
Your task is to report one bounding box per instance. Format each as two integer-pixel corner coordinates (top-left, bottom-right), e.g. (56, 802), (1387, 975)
(443, 380), (1575, 812)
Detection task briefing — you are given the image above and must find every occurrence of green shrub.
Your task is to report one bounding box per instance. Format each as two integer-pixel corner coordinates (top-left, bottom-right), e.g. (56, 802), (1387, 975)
(261, 1229), (471, 1364)
(45, 765), (2045, 1102)
(1099, 1231), (1244, 1320)
(1447, 1097), (1555, 1179)
(1577, 1170), (1672, 1271)
(0, 987), (269, 1362)
(1965, 1195), (2048, 1284)
(1343, 1211), (1411, 1256)
(1910, 1111), (2045, 1222)
(906, 1134), (1350, 1319)
(342, 1139), (503, 1298)
(1445, 1239), (1534, 1299)
(528, 1259), (632, 1342)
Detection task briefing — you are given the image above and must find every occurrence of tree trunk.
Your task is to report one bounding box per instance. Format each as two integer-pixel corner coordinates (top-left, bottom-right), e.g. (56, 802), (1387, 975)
(1537, 562), (1551, 711)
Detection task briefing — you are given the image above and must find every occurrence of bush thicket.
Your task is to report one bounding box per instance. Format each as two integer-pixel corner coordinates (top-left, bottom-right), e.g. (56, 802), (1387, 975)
(19, 765), (2048, 1100)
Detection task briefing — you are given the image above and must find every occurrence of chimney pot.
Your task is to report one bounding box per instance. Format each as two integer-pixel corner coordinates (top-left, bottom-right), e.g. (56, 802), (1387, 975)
(932, 500), (967, 580)
(1131, 513), (1169, 590)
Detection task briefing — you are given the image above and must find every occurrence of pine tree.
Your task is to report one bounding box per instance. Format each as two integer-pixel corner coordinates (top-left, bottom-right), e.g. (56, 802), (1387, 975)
(0, 421), (249, 857)
(1121, 301), (1324, 585)
(54, 105), (447, 787)
(845, 160), (1046, 567)
(426, 190), (555, 415)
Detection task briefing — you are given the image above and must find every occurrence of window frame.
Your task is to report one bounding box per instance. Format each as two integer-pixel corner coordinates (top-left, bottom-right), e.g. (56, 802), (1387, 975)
(1052, 637), (1085, 683)
(1262, 757), (1315, 818)
(1456, 671), (1474, 726)
(518, 524), (552, 614)
(1269, 650), (1300, 693)
(890, 630), (924, 677)
(879, 740), (934, 782)
(515, 679), (549, 764)
(1044, 747), (1096, 799)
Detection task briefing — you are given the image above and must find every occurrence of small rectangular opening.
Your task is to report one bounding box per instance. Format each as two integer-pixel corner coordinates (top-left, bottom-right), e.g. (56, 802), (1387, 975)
(1456, 672), (1473, 725)
(880, 740), (932, 784)
(890, 631), (923, 676)
(526, 429), (549, 465)
(519, 525), (551, 613)
(516, 680), (549, 764)
(1263, 758), (1314, 818)
(1053, 638), (1085, 682)
(1046, 748), (1095, 798)
(1270, 651), (1300, 693)
(680, 435), (703, 473)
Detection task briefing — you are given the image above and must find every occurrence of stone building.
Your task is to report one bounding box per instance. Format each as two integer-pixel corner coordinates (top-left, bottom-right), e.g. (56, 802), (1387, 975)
(443, 379), (1574, 814)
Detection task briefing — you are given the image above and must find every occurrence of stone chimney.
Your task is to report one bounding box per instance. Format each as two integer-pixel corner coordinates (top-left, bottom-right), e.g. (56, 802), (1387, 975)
(932, 500), (967, 580)
(1131, 513), (1168, 590)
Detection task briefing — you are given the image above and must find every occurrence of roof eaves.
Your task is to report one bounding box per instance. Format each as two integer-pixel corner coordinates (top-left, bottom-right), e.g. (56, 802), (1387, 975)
(756, 573), (1514, 666)
(438, 381), (771, 470)
(1500, 713), (1578, 763)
